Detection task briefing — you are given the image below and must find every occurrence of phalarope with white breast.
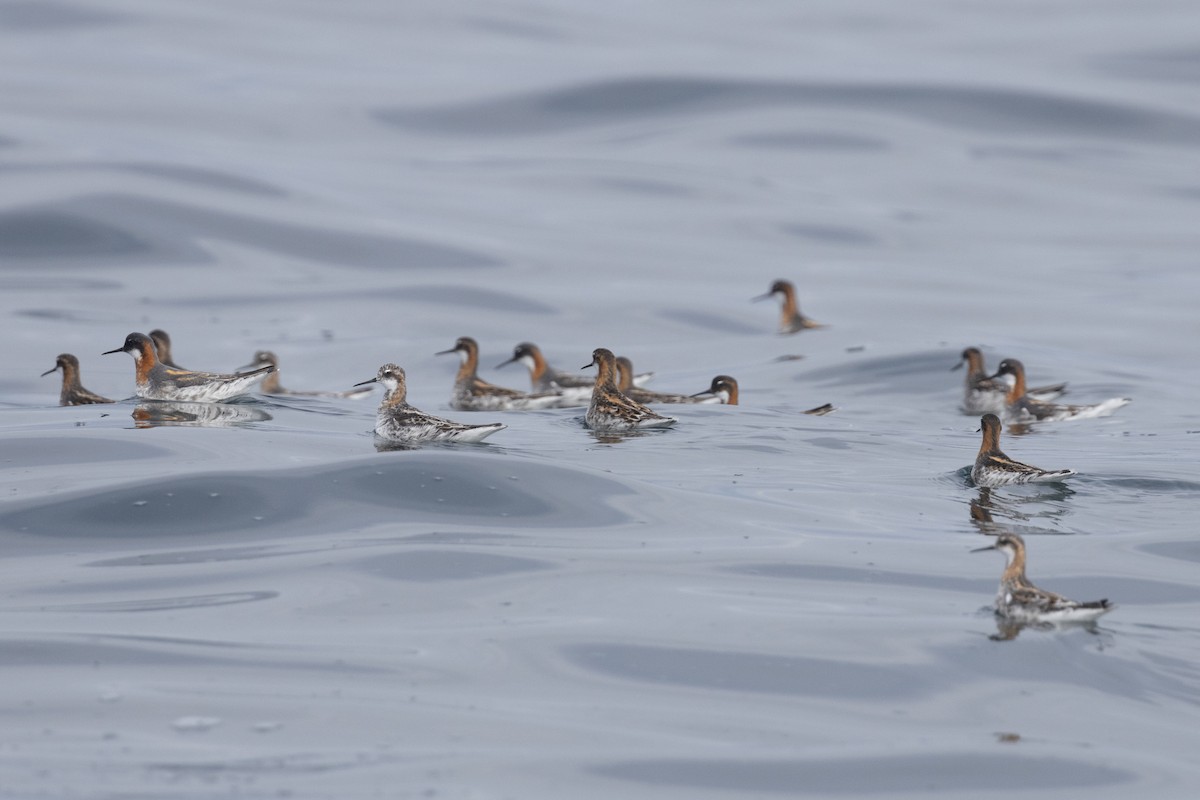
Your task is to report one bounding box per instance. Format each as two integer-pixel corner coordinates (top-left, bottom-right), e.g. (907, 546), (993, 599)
(41, 353), (113, 406)
(583, 348), (677, 431)
(104, 332), (273, 402)
(239, 350), (373, 399)
(971, 414), (1075, 487)
(992, 359), (1129, 422)
(753, 279), (825, 334)
(954, 347), (1067, 415)
(614, 357), (718, 405)
(355, 363), (504, 443)
(437, 337), (565, 411)
(691, 375), (739, 405)
(973, 533), (1112, 624)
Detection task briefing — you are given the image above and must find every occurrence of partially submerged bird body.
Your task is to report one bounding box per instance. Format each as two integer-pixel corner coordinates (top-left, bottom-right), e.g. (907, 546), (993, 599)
(614, 357), (717, 405)
(240, 350), (372, 399)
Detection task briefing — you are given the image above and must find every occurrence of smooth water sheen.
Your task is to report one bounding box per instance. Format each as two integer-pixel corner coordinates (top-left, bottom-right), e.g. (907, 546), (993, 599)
(2, 1), (1200, 797)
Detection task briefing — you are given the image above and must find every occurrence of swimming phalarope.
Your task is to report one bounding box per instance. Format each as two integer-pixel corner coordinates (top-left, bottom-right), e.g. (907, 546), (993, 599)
(148, 329), (183, 369)
(954, 347), (1067, 415)
(238, 351), (373, 399)
(753, 279), (825, 334)
(613, 357), (719, 405)
(103, 332), (274, 402)
(496, 341), (654, 394)
(992, 359), (1130, 422)
(973, 533), (1112, 624)
(691, 375), (740, 405)
(437, 337), (565, 411)
(583, 348), (677, 431)
(354, 363), (505, 443)
(41, 353), (113, 406)
(971, 414), (1075, 487)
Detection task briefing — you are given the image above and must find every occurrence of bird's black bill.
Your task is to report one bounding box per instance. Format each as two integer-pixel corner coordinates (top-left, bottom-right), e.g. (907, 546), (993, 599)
(353, 377), (379, 387)
(40, 366), (58, 377)
(101, 347), (124, 355)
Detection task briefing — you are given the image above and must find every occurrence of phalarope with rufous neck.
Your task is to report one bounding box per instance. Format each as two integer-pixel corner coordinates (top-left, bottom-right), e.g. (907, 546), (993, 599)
(41, 353), (113, 406)
(496, 341), (654, 394)
(148, 329), (184, 369)
(691, 375), (739, 405)
(614, 356), (718, 405)
(992, 359), (1129, 423)
(437, 336), (565, 411)
(971, 414), (1075, 487)
(583, 348), (676, 431)
(103, 332), (273, 402)
(753, 279), (825, 334)
(355, 363), (504, 442)
(954, 347), (1066, 415)
(972, 533), (1112, 624)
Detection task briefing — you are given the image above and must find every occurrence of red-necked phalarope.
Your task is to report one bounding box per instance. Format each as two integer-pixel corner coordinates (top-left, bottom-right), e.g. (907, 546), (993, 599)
(583, 348), (677, 431)
(103, 332), (273, 402)
(437, 337), (565, 411)
(355, 363), (505, 442)
(992, 359), (1130, 422)
(691, 375), (739, 405)
(753, 279), (825, 334)
(41, 353), (114, 406)
(954, 347), (1067, 415)
(149, 329), (183, 369)
(239, 351), (373, 399)
(971, 414), (1075, 487)
(496, 341), (652, 393)
(613, 357), (719, 405)
(973, 533), (1112, 624)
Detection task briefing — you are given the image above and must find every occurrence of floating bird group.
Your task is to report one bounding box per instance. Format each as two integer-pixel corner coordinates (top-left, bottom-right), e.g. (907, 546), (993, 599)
(955, 343), (1127, 632)
(39, 279), (1129, 635)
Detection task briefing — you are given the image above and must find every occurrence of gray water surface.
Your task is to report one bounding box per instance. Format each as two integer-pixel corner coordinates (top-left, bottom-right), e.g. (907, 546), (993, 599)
(2, 1), (1200, 798)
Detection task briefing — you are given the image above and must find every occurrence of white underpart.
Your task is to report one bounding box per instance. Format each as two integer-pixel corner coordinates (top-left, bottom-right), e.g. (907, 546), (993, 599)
(519, 354), (535, 371)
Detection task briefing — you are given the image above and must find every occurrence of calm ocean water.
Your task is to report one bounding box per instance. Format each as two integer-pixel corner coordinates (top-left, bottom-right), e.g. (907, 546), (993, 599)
(2, 1), (1200, 797)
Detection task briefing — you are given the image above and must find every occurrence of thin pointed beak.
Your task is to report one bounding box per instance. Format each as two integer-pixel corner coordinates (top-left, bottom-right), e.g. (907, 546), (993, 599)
(970, 544), (997, 553)
(40, 366), (58, 377)
(751, 292), (773, 303)
(690, 390), (713, 398)
(435, 347), (458, 357)
(102, 346), (124, 355)
(581, 359), (596, 370)
(353, 377), (379, 388)
(951, 360), (964, 372)
(495, 356), (517, 369)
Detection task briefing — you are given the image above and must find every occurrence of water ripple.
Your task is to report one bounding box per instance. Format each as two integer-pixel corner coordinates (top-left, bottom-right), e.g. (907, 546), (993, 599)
(376, 77), (1200, 146)
(0, 194), (501, 269)
(592, 753), (1132, 794)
